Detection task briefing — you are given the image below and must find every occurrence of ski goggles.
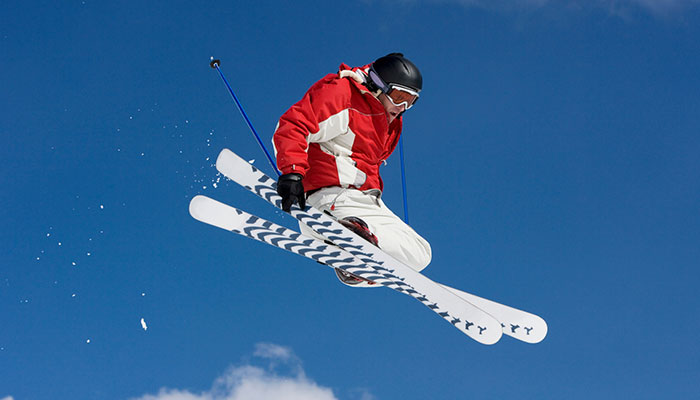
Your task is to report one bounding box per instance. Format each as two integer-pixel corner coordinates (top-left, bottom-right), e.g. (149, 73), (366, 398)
(368, 69), (420, 110)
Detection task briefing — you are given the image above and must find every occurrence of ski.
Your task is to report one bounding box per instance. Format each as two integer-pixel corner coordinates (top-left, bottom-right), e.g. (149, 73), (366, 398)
(212, 149), (507, 344)
(190, 195), (547, 343)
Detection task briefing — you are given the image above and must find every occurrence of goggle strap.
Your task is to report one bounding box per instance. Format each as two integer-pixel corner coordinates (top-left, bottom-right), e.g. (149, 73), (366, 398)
(369, 66), (419, 110)
(369, 69), (391, 93)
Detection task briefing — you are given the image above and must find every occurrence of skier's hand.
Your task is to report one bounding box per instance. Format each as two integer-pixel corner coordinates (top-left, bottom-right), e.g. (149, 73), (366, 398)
(277, 173), (305, 212)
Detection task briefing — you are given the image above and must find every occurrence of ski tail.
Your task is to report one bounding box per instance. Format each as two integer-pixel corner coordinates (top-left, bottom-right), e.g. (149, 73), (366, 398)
(441, 285), (547, 344)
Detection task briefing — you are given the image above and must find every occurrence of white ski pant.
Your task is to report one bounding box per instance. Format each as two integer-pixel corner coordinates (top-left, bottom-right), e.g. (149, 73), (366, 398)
(300, 187), (432, 271)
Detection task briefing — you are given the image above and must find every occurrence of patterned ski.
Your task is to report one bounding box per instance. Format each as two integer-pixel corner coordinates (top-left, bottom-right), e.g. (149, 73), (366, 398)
(213, 148), (502, 344)
(190, 195), (547, 343)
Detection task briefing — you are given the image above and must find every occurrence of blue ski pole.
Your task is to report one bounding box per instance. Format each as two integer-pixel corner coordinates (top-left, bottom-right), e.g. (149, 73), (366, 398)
(398, 135), (410, 223)
(210, 58), (280, 176)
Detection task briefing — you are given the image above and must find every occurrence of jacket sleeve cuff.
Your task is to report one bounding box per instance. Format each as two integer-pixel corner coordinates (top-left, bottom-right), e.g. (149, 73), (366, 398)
(280, 165), (306, 177)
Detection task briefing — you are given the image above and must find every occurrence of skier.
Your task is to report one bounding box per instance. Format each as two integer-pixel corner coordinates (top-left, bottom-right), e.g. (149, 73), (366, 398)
(272, 53), (432, 283)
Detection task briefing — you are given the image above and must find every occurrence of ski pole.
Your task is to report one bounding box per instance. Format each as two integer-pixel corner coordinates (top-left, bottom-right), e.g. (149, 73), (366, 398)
(398, 136), (410, 223)
(210, 58), (280, 176)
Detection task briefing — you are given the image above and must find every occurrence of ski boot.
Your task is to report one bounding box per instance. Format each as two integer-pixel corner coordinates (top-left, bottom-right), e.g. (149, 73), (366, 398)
(339, 217), (379, 246)
(334, 217), (379, 286)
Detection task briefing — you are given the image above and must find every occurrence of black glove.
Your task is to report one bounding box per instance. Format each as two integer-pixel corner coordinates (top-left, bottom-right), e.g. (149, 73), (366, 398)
(277, 173), (305, 212)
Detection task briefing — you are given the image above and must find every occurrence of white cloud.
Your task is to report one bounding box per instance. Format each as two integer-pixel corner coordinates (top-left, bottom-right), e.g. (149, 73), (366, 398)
(130, 344), (341, 400)
(253, 342), (295, 362)
(442, 0), (550, 8)
(411, 0), (700, 16)
(1, 396), (15, 400)
(625, 0), (700, 14)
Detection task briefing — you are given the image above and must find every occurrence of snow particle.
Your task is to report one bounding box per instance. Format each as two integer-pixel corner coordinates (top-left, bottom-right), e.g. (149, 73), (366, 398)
(72, 262), (77, 266)
(86, 339), (90, 344)
(141, 318), (148, 331)
(100, 205), (104, 209)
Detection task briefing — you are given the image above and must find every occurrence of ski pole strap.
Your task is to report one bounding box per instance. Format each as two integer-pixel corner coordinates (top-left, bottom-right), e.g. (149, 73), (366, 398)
(210, 59), (280, 176)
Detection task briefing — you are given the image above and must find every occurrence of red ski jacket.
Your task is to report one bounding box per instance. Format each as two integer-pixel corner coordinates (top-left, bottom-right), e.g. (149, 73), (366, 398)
(272, 63), (403, 194)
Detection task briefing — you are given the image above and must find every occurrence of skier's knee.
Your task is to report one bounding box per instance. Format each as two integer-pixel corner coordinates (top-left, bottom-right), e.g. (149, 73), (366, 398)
(399, 237), (432, 272)
(412, 243), (432, 271)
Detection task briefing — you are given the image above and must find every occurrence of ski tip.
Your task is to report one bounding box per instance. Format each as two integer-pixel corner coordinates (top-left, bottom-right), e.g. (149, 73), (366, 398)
(190, 195), (223, 222)
(189, 195), (209, 219)
(508, 315), (548, 344)
(464, 318), (502, 345)
(527, 317), (548, 344)
(481, 330), (503, 345)
(210, 58), (221, 69)
(215, 148), (236, 174)
(216, 148), (232, 160)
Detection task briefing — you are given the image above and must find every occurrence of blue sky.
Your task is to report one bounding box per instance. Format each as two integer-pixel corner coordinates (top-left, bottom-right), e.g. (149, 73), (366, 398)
(2, 1), (700, 399)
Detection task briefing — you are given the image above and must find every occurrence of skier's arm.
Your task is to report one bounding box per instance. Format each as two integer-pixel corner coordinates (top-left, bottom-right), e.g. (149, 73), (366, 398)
(272, 77), (351, 177)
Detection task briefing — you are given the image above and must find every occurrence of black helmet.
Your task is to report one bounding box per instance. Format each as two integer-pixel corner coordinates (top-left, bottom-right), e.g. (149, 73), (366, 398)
(368, 53), (422, 93)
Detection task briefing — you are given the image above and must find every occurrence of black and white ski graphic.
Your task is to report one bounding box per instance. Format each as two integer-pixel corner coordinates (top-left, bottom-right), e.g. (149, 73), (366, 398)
(212, 149), (508, 344)
(190, 195), (548, 343)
